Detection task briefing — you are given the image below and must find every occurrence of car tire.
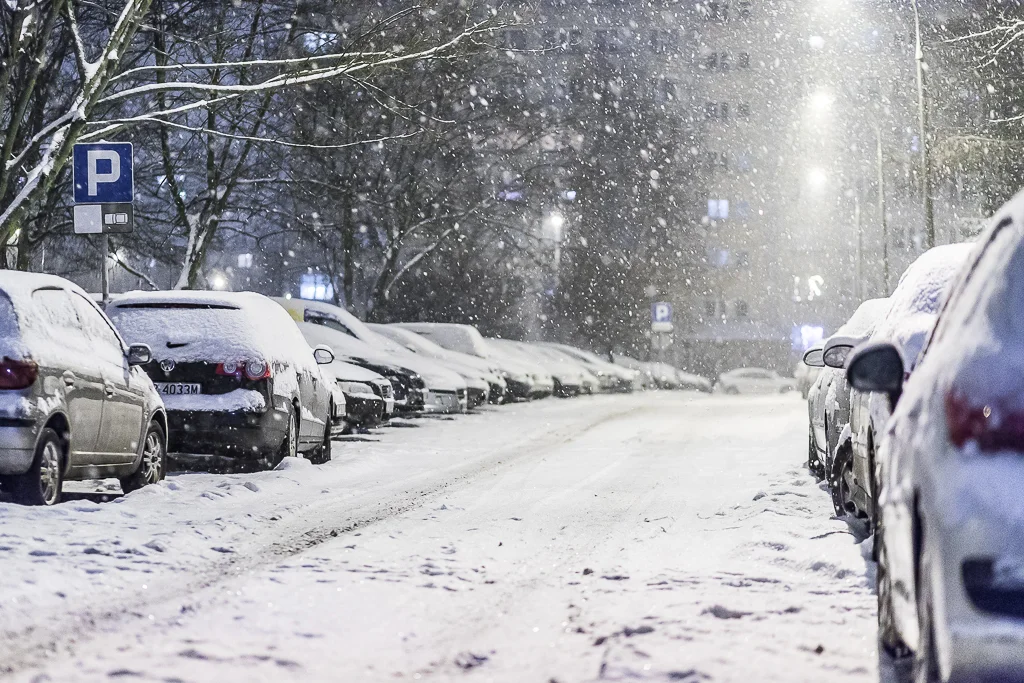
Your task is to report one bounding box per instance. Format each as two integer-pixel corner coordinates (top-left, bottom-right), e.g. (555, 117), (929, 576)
(877, 531), (911, 660)
(2, 428), (64, 506)
(914, 557), (941, 683)
(830, 446), (856, 516)
(807, 429), (824, 481)
(725, 385), (739, 395)
(120, 421), (166, 494)
(307, 415), (332, 465)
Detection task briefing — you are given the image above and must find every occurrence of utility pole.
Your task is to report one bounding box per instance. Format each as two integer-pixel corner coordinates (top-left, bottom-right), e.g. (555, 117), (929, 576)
(912, 0), (935, 248)
(876, 124), (889, 292)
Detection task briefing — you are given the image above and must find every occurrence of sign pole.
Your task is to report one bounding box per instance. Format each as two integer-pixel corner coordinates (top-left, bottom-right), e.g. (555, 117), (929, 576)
(101, 233), (110, 305)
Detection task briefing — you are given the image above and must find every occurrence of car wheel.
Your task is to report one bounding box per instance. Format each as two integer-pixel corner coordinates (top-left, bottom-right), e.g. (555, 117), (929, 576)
(914, 558), (941, 683)
(2, 428), (64, 506)
(830, 447), (856, 516)
(877, 531), (911, 659)
(307, 414), (332, 465)
(120, 421), (166, 494)
(282, 407), (299, 460)
(807, 429), (824, 481)
(725, 385), (739, 395)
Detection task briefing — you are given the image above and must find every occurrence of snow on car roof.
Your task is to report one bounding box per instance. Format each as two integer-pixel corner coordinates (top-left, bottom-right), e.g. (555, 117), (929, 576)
(833, 297), (890, 339)
(0, 272), (102, 363)
(871, 243), (975, 368)
(108, 290), (316, 371)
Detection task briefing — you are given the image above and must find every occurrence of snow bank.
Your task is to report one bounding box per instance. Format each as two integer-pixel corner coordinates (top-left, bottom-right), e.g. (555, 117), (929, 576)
(161, 388), (266, 413)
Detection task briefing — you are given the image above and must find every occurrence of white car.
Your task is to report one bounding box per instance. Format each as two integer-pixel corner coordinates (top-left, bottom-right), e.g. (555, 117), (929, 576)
(845, 207), (1019, 680)
(275, 299), (468, 414)
(716, 368), (795, 395)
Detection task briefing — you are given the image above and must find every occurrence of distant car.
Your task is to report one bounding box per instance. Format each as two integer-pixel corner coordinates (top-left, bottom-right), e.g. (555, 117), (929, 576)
(676, 370), (713, 393)
(536, 345), (602, 393)
(804, 298), (890, 484)
(369, 324), (496, 408)
(317, 357), (393, 430)
(487, 339), (563, 398)
(839, 243), (974, 522)
(275, 300), (468, 414)
(396, 322), (538, 400)
(717, 368), (795, 395)
(794, 355), (821, 399)
(845, 223), (1009, 679)
(542, 343), (638, 393)
(0, 273), (168, 505)
(107, 291), (337, 470)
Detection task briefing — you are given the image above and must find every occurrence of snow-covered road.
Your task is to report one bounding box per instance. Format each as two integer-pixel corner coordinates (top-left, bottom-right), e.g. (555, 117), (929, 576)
(0, 393), (878, 682)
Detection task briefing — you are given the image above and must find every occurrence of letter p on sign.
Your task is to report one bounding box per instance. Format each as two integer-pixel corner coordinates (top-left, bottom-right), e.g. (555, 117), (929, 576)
(73, 143), (133, 204)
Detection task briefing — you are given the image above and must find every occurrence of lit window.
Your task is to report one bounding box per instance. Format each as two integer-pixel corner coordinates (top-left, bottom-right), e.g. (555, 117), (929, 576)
(299, 273), (334, 302)
(708, 199), (730, 219)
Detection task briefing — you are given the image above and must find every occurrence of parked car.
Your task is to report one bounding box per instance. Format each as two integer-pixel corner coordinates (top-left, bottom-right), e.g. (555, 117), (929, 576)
(794, 355), (821, 399)
(275, 299), (468, 414)
(0, 274), (168, 505)
(396, 322), (538, 400)
(844, 214), (1019, 680)
(542, 343), (638, 393)
(804, 298), (890, 484)
(611, 353), (657, 389)
(488, 338), (568, 397)
(535, 344), (602, 393)
(716, 368), (795, 395)
(107, 291), (337, 470)
(317, 356), (393, 430)
(369, 323), (497, 408)
(838, 243), (974, 522)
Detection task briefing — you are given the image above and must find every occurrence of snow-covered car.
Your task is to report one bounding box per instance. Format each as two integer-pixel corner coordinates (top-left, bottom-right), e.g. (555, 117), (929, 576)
(843, 212), (1024, 680)
(275, 300), (468, 414)
(676, 370), (713, 393)
(369, 323), (496, 408)
(107, 291), (337, 469)
(542, 343), (638, 393)
(804, 298), (890, 487)
(536, 345), (602, 393)
(716, 368), (795, 395)
(488, 339), (568, 397)
(0, 273), (168, 505)
(395, 322), (539, 400)
(318, 357), (393, 430)
(838, 243), (974, 521)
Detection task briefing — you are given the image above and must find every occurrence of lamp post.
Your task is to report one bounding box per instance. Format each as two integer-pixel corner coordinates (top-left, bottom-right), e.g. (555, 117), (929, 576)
(912, 0), (935, 249)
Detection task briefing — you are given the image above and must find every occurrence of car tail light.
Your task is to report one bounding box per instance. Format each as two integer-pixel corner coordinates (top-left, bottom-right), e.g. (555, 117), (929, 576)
(215, 360), (271, 380)
(946, 391), (1024, 452)
(0, 358), (38, 390)
(244, 359), (270, 380)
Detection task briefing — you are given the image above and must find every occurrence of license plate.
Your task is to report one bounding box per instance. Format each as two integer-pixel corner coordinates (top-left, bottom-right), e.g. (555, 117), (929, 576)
(155, 382), (202, 396)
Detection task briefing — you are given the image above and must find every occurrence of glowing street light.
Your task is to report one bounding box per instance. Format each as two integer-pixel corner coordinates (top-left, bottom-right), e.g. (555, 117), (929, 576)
(806, 167), (828, 191)
(809, 90), (832, 114)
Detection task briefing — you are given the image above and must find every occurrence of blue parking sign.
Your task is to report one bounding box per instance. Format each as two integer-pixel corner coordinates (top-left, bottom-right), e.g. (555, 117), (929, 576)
(73, 143), (133, 204)
(652, 302), (672, 324)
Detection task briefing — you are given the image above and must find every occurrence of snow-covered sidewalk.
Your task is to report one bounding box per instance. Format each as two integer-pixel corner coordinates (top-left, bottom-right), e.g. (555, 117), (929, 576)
(0, 393), (878, 682)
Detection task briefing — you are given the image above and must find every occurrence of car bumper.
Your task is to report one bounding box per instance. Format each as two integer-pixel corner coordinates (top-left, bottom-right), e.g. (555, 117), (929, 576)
(928, 458), (1024, 681)
(345, 393), (384, 426)
(422, 389), (466, 414)
(166, 407), (288, 459)
(0, 420), (39, 475)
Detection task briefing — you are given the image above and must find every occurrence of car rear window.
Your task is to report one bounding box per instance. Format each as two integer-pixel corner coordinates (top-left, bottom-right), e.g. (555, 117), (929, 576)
(107, 303), (266, 363)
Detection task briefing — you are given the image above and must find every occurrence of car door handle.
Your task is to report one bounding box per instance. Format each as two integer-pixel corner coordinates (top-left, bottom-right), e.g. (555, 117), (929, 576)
(104, 383), (115, 397)
(62, 372), (76, 387)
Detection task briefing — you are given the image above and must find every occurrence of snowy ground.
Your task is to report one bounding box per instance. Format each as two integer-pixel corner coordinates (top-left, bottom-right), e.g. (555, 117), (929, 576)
(0, 393), (880, 682)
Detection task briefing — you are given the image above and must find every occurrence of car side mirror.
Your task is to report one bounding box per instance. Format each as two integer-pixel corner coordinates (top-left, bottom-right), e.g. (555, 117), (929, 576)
(313, 344), (335, 365)
(847, 342), (905, 405)
(802, 348), (824, 367)
(127, 343), (152, 366)
(823, 344), (854, 369)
